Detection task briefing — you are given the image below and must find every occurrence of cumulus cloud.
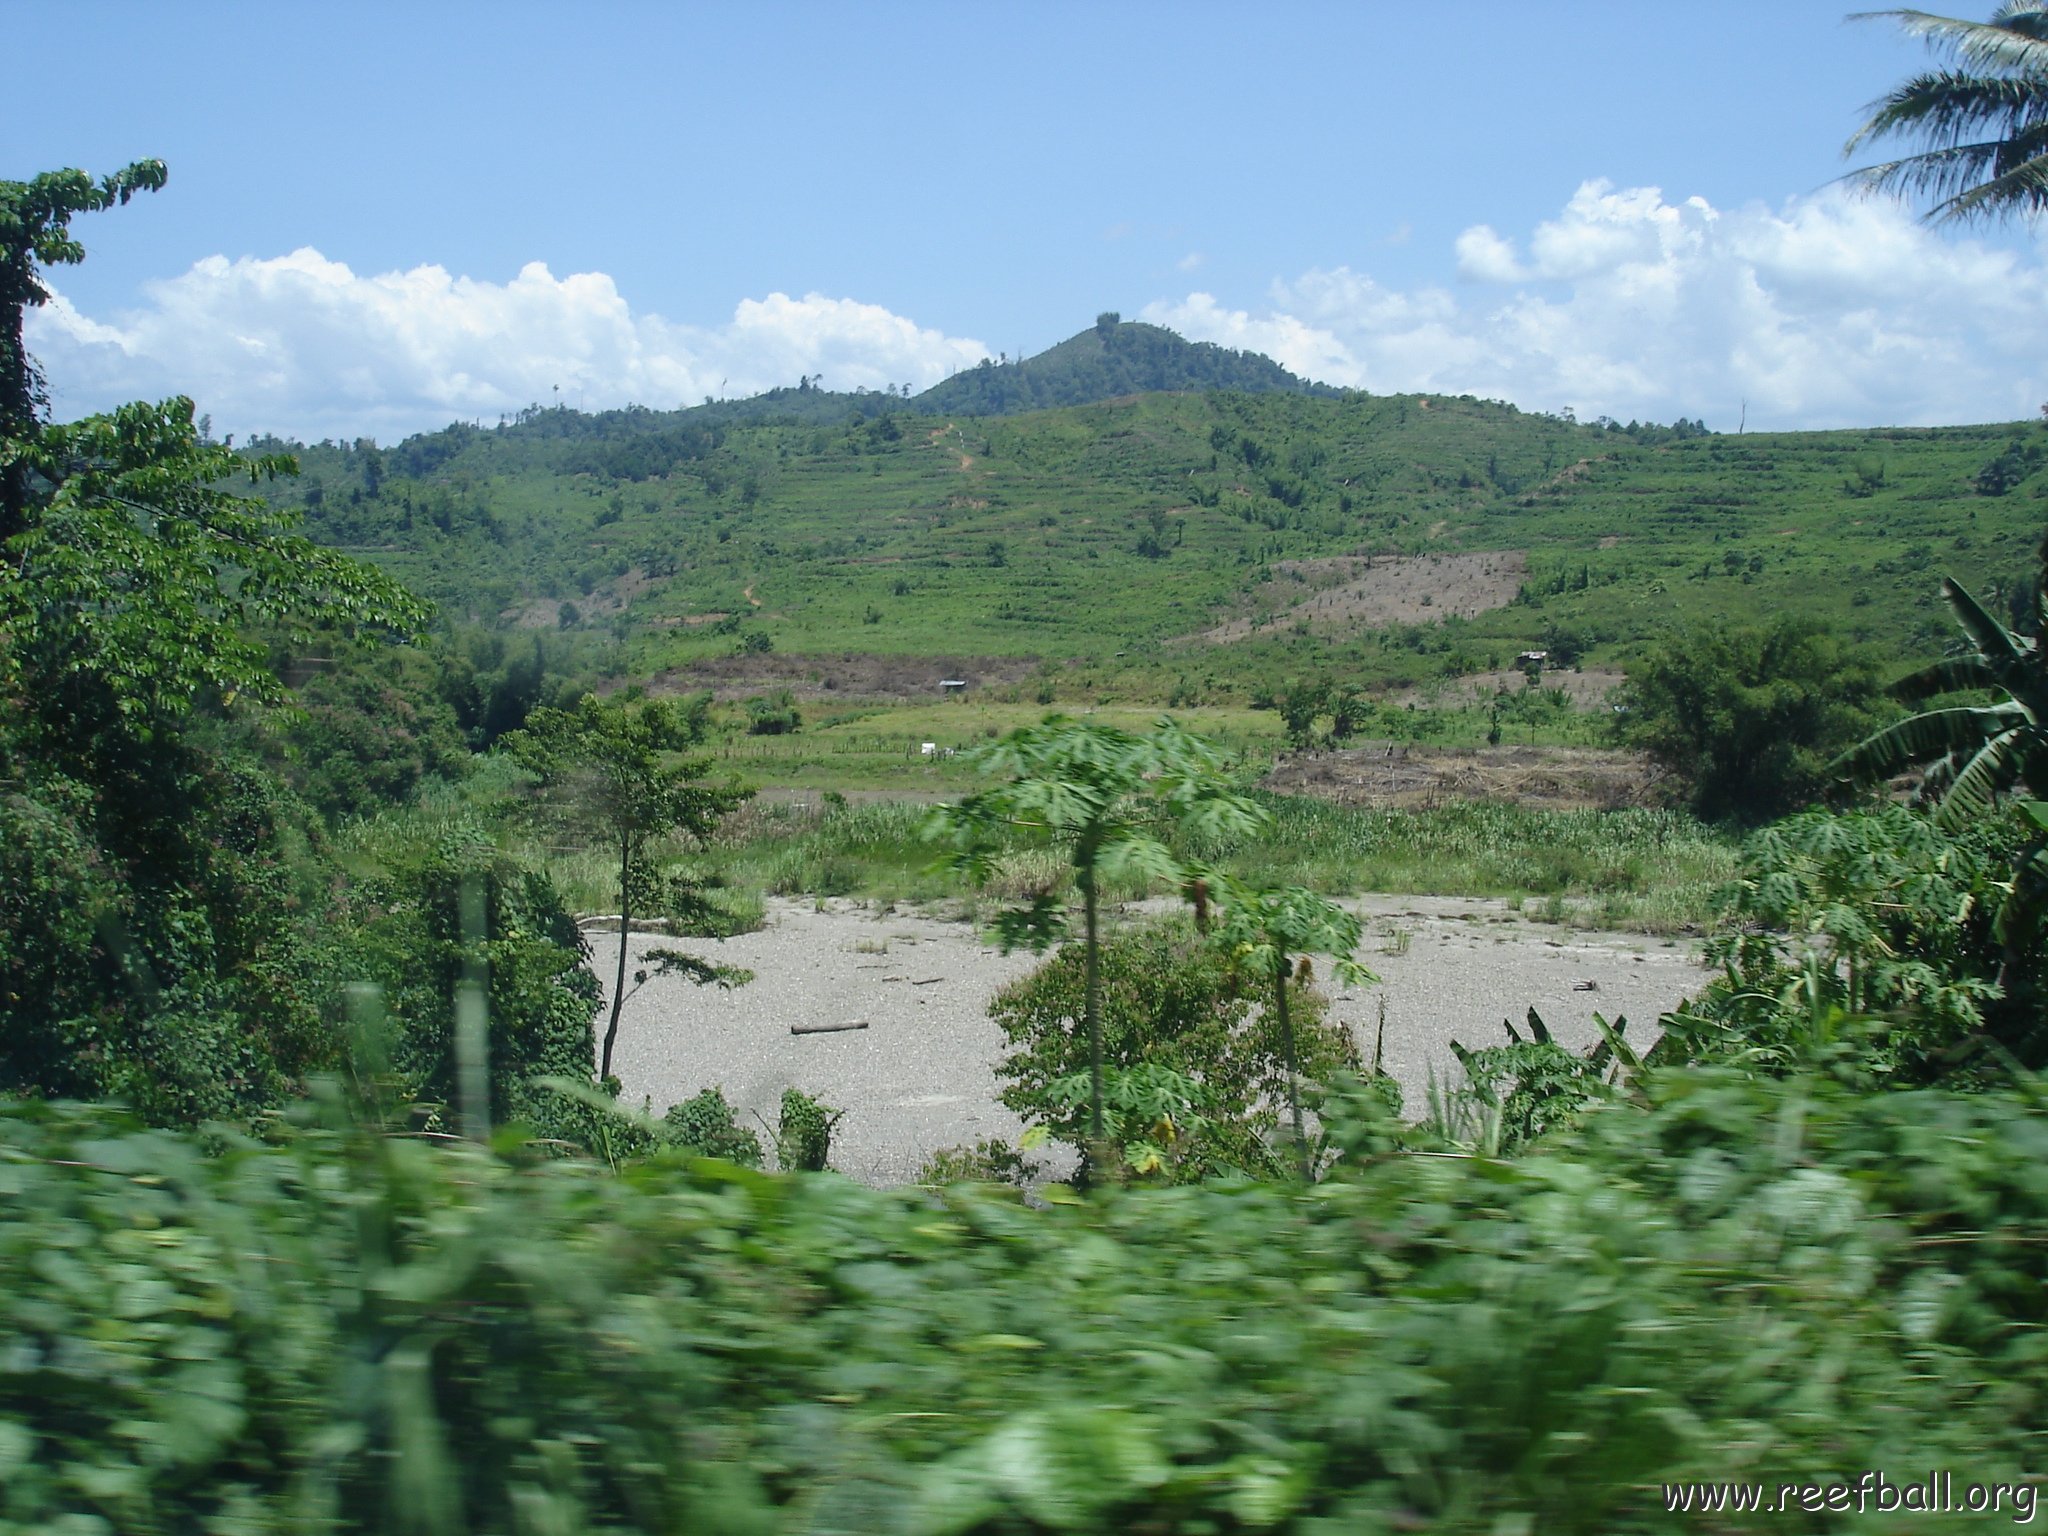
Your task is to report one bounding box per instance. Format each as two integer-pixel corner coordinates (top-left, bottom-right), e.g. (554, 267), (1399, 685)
(26, 250), (989, 442)
(1147, 180), (2048, 430)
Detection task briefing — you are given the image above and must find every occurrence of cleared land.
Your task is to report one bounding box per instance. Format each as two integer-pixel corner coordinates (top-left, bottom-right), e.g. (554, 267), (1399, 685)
(1187, 550), (1528, 642)
(602, 895), (1706, 1185)
(1263, 741), (1665, 812)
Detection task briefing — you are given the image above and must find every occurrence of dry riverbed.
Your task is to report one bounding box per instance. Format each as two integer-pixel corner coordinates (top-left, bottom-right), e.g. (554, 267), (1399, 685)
(600, 896), (1708, 1185)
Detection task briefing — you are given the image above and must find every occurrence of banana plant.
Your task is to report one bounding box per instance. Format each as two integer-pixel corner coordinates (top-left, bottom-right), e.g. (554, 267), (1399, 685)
(1832, 567), (2047, 829)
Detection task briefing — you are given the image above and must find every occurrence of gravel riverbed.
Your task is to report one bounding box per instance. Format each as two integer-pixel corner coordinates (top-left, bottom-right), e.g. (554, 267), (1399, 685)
(600, 896), (1709, 1185)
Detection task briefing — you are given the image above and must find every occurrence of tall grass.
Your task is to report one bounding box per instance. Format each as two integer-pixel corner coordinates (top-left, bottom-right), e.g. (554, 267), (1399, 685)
(442, 733), (1732, 934)
(1183, 794), (1738, 932)
(608, 790), (1740, 933)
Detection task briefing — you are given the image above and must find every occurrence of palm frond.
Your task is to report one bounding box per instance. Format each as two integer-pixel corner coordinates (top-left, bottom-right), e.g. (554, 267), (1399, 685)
(1832, 705), (2023, 781)
(1846, 6), (2048, 221)
(1945, 148), (2048, 217)
(1893, 656), (2002, 700)
(1844, 139), (2048, 219)
(1852, 7), (2048, 73)
(1848, 71), (2048, 154)
(1934, 730), (2031, 829)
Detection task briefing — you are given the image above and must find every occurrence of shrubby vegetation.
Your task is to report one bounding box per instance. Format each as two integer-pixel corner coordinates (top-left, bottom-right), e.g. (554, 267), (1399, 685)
(989, 921), (1356, 1180)
(4, 1066), (2046, 1534)
(1617, 614), (1888, 823)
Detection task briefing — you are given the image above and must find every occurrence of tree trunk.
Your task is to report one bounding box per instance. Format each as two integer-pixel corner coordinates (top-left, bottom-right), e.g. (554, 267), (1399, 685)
(1277, 954), (1309, 1180)
(1, 250), (34, 546)
(601, 836), (631, 1081)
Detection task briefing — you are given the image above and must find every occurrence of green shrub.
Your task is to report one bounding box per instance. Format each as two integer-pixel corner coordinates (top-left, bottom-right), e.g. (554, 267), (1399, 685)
(916, 1136), (1044, 1188)
(1617, 615), (1888, 824)
(989, 919), (1356, 1179)
(4, 1071), (2047, 1533)
(0, 753), (333, 1126)
(661, 1086), (764, 1166)
(320, 830), (599, 1136)
(280, 646), (472, 821)
(1657, 804), (2036, 1081)
(774, 1088), (841, 1171)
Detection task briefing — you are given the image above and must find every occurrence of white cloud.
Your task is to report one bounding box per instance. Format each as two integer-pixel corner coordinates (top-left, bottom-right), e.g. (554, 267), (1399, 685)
(30, 182), (2048, 442)
(1177, 251), (1206, 272)
(27, 250), (989, 442)
(1147, 180), (2048, 430)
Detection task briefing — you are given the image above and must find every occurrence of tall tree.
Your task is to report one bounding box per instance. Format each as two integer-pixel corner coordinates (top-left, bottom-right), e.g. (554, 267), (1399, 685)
(1845, 3), (2048, 222)
(507, 693), (750, 1081)
(928, 716), (1264, 1143)
(1, 161), (167, 538)
(0, 163), (426, 1121)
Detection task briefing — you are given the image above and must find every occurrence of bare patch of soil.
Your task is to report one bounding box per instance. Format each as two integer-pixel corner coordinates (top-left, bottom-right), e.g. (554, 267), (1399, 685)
(651, 652), (1042, 702)
(1186, 550), (1526, 643)
(502, 566), (655, 629)
(605, 894), (1705, 1186)
(1264, 741), (1665, 812)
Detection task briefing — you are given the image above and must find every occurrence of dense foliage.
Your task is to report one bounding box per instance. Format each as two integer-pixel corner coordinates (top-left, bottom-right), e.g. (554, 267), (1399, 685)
(989, 920), (1356, 1180)
(0, 167), (584, 1135)
(1618, 615), (1887, 822)
(3, 1066), (2044, 1534)
(1658, 803), (2048, 1079)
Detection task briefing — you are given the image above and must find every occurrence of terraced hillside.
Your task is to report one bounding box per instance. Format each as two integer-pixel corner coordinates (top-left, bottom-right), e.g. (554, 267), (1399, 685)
(264, 329), (2047, 705)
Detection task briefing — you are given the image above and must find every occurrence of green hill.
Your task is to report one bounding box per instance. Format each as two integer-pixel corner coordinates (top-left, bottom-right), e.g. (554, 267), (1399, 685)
(262, 336), (2047, 707)
(915, 315), (1336, 416)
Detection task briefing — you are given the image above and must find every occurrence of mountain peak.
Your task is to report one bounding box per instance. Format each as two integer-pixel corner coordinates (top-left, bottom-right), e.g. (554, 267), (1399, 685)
(917, 317), (1337, 416)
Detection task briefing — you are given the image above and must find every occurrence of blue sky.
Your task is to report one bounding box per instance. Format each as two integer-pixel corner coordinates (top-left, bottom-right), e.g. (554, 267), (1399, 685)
(12, 0), (2048, 440)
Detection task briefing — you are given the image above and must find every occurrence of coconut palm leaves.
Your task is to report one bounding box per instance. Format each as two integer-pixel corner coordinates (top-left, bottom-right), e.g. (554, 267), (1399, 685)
(1845, 3), (2048, 223)
(1832, 572), (2047, 828)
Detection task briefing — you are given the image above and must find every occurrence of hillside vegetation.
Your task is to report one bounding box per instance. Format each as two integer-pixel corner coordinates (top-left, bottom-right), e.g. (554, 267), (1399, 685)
(260, 322), (2047, 707)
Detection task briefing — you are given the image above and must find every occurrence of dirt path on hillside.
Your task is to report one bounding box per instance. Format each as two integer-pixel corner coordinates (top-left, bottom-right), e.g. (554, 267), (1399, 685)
(601, 896), (1706, 1185)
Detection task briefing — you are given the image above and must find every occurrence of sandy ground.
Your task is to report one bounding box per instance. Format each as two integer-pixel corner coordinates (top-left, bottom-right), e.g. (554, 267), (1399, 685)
(600, 896), (1708, 1185)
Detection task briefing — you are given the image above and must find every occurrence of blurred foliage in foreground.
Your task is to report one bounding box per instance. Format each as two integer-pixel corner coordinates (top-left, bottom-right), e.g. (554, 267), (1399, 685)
(3, 1065), (2045, 1535)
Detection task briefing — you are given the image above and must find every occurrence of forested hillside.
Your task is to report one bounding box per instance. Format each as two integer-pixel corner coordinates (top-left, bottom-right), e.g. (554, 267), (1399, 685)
(263, 356), (2046, 702)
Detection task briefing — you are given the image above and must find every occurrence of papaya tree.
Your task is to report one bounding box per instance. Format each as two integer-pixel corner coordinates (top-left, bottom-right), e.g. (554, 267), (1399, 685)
(928, 716), (1264, 1143)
